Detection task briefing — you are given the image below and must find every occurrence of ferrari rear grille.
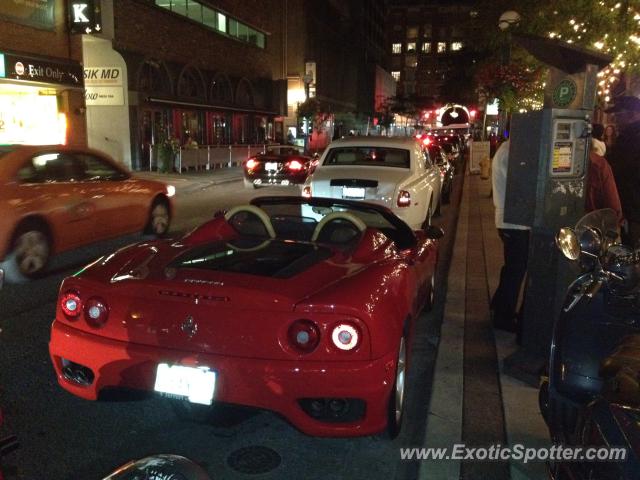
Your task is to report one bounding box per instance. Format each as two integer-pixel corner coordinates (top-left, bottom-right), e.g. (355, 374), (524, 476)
(158, 290), (229, 302)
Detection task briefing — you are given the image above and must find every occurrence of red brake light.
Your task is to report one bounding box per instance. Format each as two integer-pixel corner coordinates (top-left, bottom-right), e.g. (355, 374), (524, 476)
(331, 323), (360, 351)
(397, 190), (411, 207)
(84, 297), (109, 328)
(245, 158), (258, 170)
(287, 159), (304, 171)
(422, 137), (431, 146)
(302, 185), (312, 198)
(288, 319), (320, 353)
(61, 290), (81, 318)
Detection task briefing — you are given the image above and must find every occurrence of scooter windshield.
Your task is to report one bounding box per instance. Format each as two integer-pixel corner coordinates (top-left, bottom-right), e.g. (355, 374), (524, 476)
(574, 208), (618, 246)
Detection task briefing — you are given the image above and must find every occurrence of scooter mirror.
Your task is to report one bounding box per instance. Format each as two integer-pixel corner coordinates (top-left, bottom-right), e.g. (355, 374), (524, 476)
(556, 227), (580, 260)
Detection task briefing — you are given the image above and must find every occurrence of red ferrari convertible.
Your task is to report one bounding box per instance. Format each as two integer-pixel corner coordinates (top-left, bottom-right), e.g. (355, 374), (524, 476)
(49, 196), (441, 437)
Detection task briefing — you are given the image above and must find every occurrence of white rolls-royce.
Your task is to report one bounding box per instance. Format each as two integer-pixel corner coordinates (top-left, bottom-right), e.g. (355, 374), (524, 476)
(301, 136), (442, 230)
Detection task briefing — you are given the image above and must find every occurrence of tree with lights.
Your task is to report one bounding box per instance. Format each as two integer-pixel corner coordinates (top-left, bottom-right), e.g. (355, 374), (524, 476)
(470, 0), (640, 107)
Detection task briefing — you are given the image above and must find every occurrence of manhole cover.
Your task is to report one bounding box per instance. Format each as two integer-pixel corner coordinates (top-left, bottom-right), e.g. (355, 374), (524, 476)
(227, 446), (282, 474)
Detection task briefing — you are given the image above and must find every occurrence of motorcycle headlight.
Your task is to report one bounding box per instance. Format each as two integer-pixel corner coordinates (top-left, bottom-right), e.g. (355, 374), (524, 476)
(578, 227), (603, 257)
(556, 227), (580, 260)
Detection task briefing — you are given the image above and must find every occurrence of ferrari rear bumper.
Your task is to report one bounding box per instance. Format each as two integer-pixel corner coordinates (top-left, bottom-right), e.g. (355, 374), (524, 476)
(49, 321), (397, 437)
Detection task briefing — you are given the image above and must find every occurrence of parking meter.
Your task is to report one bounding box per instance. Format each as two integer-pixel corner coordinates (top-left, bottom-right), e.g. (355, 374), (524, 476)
(501, 35), (610, 373)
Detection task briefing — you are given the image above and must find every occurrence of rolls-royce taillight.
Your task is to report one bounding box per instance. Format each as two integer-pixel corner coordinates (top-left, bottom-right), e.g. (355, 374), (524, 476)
(287, 159), (304, 171)
(397, 190), (411, 207)
(245, 158), (258, 170)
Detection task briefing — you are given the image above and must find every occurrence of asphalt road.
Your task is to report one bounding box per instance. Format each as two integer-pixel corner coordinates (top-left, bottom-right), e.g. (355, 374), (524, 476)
(0, 175), (463, 480)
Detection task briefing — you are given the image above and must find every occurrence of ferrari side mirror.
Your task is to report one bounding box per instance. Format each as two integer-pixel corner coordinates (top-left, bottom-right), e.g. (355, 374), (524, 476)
(424, 225), (444, 239)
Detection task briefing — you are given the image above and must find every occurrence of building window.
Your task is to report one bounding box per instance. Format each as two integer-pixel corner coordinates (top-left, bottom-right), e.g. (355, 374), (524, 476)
(391, 71), (400, 81)
(437, 42), (447, 53)
(406, 26), (418, 39)
(421, 42), (431, 53)
(423, 23), (432, 37)
(407, 42), (416, 53)
(155, 0), (264, 48)
(392, 43), (402, 54)
(404, 68), (415, 81)
(451, 42), (464, 51)
(405, 55), (417, 68)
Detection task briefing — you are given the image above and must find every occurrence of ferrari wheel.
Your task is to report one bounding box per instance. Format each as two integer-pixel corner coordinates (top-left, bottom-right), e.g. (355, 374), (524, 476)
(425, 274), (435, 311)
(10, 221), (51, 279)
(145, 198), (171, 237)
(387, 336), (407, 439)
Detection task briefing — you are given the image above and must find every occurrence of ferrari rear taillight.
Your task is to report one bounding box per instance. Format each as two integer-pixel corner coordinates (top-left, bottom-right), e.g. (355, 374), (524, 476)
(83, 297), (109, 328)
(331, 323), (360, 351)
(302, 185), (312, 198)
(287, 159), (304, 171)
(288, 319), (320, 353)
(245, 158), (258, 170)
(397, 190), (411, 207)
(60, 291), (82, 318)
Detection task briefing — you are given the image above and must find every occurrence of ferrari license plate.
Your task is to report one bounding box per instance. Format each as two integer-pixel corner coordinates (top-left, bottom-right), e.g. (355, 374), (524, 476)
(342, 186), (365, 199)
(154, 363), (216, 405)
(265, 162), (278, 171)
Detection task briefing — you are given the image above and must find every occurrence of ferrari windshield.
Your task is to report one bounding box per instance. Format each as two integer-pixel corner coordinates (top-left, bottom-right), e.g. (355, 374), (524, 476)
(322, 147), (410, 168)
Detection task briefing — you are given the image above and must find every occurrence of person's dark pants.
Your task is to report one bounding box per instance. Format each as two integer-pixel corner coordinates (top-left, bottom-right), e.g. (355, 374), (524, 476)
(491, 229), (530, 329)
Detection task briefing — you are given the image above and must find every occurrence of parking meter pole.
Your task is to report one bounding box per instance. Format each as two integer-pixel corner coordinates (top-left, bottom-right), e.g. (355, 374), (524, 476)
(501, 34), (611, 383)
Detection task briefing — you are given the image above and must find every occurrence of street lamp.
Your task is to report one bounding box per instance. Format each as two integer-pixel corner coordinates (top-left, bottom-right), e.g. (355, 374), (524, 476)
(498, 10), (521, 31)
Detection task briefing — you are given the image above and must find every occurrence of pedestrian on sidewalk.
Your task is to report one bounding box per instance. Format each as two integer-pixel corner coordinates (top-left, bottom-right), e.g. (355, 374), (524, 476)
(490, 138), (530, 335)
(586, 133), (623, 224)
(604, 95), (640, 247)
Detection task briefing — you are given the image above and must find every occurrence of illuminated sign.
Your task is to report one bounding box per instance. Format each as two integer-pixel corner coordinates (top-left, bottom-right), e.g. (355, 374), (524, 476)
(83, 66), (124, 105)
(69, 0), (102, 34)
(0, 84), (67, 145)
(0, 54), (4, 78)
(2, 53), (83, 88)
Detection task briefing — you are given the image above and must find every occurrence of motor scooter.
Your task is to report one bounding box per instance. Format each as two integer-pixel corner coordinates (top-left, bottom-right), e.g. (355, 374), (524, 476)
(102, 454), (210, 480)
(539, 208), (640, 479)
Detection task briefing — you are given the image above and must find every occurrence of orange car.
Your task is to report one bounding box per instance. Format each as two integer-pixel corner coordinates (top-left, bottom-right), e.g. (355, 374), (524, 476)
(0, 145), (174, 281)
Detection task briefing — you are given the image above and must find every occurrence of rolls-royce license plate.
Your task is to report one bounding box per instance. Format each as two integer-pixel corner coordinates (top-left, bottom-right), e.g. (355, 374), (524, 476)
(154, 363), (216, 405)
(265, 162), (278, 171)
(342, 186), (365, 199)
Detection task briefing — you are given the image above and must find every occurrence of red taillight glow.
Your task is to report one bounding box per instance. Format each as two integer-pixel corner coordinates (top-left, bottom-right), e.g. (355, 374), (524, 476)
(83, 297), (109, 328)
(331, 323), (360, 351)
(302, 185), (312, 198)
(422, 137), (431, 146)
(288, 319), (320, 353)
(287, 159), (304, 171)
(61, 291), (82, 318)
(397, 190), (411, 207)
(245, 158), (258, 170)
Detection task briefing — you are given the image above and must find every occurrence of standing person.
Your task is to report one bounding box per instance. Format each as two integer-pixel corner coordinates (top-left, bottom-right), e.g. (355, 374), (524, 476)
(591, 123), (607, 157)
(586, 150), (623, 223)
(604, 96), (640, 246)
(603, 124), (617, 151)
(490, 139), (530, 333)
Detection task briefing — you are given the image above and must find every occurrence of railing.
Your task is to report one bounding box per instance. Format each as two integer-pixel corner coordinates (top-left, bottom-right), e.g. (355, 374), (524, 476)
(148, 144), (277, 173)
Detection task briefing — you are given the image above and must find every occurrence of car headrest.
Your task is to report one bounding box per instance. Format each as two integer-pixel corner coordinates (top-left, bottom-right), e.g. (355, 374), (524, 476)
(225, 205), (276, 238)
(311, 211), (367, 245)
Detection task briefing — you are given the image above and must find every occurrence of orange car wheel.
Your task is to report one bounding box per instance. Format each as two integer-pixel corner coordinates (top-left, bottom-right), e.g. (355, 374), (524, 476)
(10, 221), (51, 279)
(145, 198), (171, 237)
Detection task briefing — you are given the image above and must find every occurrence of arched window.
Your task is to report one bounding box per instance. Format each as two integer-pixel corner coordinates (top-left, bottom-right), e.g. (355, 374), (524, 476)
(235, 78), (254, 107)
(137, 59), (171, 95)
(210, 73), (233, 104)
(177, 66), (205, 99)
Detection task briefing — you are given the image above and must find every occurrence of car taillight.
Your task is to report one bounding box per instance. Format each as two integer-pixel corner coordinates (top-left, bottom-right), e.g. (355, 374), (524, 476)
(288, 319), (320, 353)
(245, 158), (258, 170)
(287, 159), (304, 171)
(61, 290), (82, 318)
(331, 323), (360, 351)
(302, 185), (312, 198)
(397, 190), (411, 207)
(84, 297), (109, 328)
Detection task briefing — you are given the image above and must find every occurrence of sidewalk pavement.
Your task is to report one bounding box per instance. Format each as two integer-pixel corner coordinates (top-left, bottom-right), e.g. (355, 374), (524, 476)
(421, 172), (550, 480)
(135, 167), (244, 194)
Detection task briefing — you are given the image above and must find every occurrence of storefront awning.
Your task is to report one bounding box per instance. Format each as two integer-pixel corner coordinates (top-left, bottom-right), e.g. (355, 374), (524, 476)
(147, 96), (279, 116)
